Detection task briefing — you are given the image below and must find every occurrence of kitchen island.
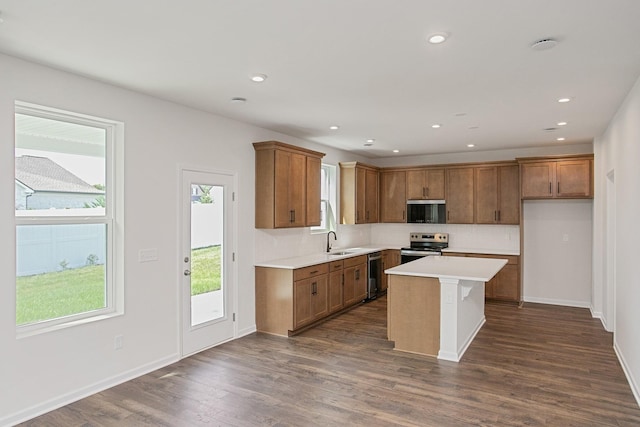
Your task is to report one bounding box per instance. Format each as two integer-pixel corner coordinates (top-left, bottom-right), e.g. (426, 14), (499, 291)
(385, 256), (507, 362)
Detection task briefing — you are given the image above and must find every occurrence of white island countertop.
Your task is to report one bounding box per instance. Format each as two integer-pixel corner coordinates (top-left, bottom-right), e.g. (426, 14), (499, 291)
(385, 255), (507, 282)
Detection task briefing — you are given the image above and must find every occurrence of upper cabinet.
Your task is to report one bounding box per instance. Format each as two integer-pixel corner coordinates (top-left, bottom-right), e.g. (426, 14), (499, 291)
(475, 164), (520, 225)
(406, 168), (446, 200)
(445, 167), (475, 224)
(380, 170), (406, 223)
(340, 162), (379, 224)
(519, 155), (593, 199)
(254, 141), (325, 229)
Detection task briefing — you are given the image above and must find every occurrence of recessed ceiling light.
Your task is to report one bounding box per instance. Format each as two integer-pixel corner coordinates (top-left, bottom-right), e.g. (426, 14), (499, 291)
(467, 144), (475, 148)
(468, 126), (479, 130)
(428, 33), (448, 44)
(558, 97), (571, 103)
(366, 139), (375, 143)
(557, 137), (566, 141)
(393, 150), (400, 153)
(431, 124), (441, 129)
(557, 121), (568, 126)
(230, 97), (247, 103)
(329, 125), (340, 130)
(250, 74), (267, 82)
(530, 38), (559, 51)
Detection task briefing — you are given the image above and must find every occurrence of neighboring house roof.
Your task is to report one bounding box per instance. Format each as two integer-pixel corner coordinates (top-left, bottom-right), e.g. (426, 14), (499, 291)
(15, 155), (103, 194)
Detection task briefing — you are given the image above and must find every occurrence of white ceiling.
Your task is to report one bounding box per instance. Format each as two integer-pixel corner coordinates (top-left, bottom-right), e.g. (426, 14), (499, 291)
(1, 0), (640, 158)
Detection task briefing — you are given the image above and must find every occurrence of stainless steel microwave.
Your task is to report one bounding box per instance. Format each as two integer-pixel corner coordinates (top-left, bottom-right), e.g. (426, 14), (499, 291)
(406, 200), (446, 224)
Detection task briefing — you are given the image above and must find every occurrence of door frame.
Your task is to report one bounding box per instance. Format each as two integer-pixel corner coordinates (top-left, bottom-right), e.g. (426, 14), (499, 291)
(177, 164), (239, 357)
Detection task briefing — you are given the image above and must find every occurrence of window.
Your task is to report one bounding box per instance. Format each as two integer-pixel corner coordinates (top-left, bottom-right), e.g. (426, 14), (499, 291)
(311, 164), (337, 233)
(14, 102), (123, 334)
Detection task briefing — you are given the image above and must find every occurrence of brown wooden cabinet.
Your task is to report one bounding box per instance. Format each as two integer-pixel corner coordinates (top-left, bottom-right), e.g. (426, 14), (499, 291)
(340, 162), (379, 224)
(380, 170), (406, 223)
(343, 255), (367, 306)
(381, 249), (401, 292)
(443, 252), (520, 302)
(445, 167), (475, 224)
(519, 155), (593, 199)
(253, 141), (325, 229)
(406, 168), (445, 200)
(475, 164), (520, 224)
(328, 260), (344, 314)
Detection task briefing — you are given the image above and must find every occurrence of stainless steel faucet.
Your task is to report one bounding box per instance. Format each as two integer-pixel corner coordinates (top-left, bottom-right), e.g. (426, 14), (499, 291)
(326, 231), (337, 253)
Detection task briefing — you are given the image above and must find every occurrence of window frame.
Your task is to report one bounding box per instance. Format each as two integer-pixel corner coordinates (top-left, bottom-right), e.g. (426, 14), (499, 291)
(311, 163), (337, 234)
(14, 102), (124, 337)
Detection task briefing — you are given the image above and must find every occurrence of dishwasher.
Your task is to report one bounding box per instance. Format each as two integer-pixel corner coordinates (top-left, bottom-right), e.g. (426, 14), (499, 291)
(366, 251), (382, 301)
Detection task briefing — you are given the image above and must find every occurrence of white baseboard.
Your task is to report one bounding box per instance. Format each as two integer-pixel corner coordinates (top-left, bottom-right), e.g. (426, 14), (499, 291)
(2, 353), (180, 427)
(238, 325), (257, 338)
(614, 340), (640, 408)
(523, 296), (591, 308)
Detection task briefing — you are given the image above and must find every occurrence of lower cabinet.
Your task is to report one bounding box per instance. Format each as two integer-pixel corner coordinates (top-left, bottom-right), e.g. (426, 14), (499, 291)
(328, 260), (344, 313)
(343, 255), (368, 306)
(256, 255), (368, 336)
(381, 249), (401, 292)
(443, 252), (520, 303)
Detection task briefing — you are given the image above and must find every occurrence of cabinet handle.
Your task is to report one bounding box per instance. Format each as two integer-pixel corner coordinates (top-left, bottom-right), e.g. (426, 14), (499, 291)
(557, 182), (560, 194)
(310, 270), (318, 275)
(366, 211), (369, 221)
(498, 210), (501, 221)
(355, 269), (360, 280)
(292, 210), (296, 223)
(549, 182), (552, 194)
(402, 210), (405, 220)
(494, 211), (497, 221)
(447, 210), (450, 221)
(342, 274), (344, 286)
(423, 187), (426, 197)
(312, 282), (317, 295)
(425, 187), (429, 198)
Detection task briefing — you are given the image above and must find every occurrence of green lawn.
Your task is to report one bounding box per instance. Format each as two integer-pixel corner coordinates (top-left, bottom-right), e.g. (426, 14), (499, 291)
(16, 246), (222, 325)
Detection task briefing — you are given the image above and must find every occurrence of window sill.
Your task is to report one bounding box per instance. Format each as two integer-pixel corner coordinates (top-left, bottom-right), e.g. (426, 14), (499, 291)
(16, 309), (124, 339)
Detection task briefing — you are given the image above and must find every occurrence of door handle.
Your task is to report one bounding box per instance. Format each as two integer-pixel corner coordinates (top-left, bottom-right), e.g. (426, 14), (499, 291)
(184, 269), (191, 276)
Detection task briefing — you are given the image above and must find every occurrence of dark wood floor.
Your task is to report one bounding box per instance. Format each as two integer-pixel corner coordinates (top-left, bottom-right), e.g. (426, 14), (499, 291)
(20, 297), (640, 426)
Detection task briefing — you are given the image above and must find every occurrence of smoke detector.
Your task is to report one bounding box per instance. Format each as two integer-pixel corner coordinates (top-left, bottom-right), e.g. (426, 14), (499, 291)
(531, 38), (559, 51)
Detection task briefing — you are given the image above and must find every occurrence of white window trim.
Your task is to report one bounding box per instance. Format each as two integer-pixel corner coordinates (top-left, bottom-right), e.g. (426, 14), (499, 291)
(311, 163), (337, 234)
(15, 102), (125, 338)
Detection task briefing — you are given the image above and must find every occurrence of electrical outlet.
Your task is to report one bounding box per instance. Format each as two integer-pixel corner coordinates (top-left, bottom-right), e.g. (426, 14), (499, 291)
(114, 335), (124, 350)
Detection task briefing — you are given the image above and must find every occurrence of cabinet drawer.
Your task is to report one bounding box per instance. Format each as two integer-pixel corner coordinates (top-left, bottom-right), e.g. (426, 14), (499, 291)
(343, 255), (367, 268)
(329, 260), (344, 271)
(293, 263), (329, 281)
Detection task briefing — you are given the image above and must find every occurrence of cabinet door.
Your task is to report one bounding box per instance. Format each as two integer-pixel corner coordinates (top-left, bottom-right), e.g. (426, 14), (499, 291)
(343, 265), (357, 306)
(425, 169), (446, 200)
(305, 156), (322, 226)
(521, 162), (554, 199)
(354, 263), (368, 301)
(329, 269), (344, 313)
(493, 264), (520, 301)
(475, 167), (498, 224)
(311, 275), (329, 319)
(355, 167), (366, 224)
(293, 278), (313, 329)
(365, 169), (379, 223)
(381, 252), (389, 292)
(446, 168), (475, 224)
(275, 150), (307, 227)
(380, 171), (406, 223)
(498, 165), (520, 224)
(406, 170), (427, 199)
(556, 160), (592, 197)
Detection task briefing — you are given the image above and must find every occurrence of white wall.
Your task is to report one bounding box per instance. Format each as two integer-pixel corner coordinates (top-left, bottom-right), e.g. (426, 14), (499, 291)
(0, 53), (364, 424)
(593, 74), (640, 404)
(523, 200), (593, 307)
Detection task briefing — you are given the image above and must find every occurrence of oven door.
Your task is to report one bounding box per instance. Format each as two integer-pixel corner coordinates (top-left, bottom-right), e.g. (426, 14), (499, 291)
(400, 249), (441, 264)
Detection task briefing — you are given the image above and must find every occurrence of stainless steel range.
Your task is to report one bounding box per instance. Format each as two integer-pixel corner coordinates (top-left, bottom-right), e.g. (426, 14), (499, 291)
(400, 232), (449, 264)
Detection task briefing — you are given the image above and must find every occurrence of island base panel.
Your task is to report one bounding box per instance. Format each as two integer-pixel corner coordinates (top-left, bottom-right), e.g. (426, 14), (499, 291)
(387, 275), (440, 356)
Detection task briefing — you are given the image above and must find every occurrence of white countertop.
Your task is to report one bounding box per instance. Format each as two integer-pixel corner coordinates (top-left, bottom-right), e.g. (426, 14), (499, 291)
(385, 255), (508, 282)
(254, 244), (402, 269)
(443, 247), (520, 256)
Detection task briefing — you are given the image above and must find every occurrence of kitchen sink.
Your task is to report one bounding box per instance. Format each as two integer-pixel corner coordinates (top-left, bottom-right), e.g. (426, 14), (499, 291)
(329, 251), (355, 256)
